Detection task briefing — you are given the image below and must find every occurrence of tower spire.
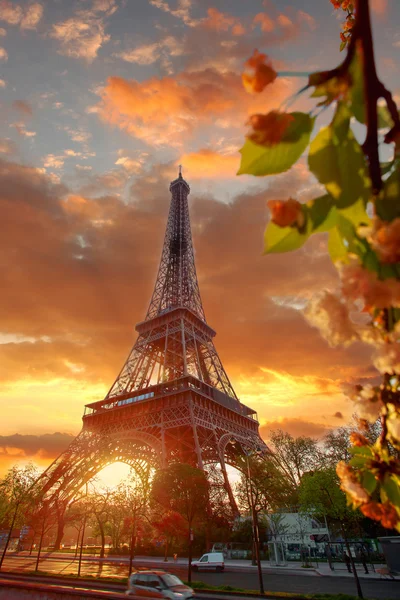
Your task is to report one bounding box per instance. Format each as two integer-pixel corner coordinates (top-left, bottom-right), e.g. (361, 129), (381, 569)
(145, 171), (205, 321)
(104, 173), (239, 400)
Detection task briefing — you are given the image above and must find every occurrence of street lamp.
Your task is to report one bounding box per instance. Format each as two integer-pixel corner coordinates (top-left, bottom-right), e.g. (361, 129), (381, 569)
(78, 483), (89, 578)
(230, 440), (264, 595)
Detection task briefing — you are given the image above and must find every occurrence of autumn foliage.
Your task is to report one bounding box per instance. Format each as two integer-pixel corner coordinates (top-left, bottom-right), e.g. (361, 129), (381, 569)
(239, 0), (400, 532)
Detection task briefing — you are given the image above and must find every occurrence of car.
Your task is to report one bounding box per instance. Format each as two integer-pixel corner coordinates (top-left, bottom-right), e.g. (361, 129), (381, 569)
(126, 570), (194, 599)
(191, 552), (224, 572)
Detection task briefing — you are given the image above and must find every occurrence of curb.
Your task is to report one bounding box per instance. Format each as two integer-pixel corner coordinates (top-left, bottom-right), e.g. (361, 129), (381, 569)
(0, 577), (125, 598)
(195, 591), (334, 600)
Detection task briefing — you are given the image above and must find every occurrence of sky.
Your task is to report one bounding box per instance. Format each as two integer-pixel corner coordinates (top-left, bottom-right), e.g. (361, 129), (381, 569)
(0, 0), (399, 477)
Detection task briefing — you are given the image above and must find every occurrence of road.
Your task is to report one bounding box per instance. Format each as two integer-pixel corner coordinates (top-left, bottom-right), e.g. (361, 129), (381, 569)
(0, 554), (398, 599)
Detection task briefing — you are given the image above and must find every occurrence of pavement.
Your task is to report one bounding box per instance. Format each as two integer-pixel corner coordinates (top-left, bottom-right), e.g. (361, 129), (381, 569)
(1, 554), (399, 600)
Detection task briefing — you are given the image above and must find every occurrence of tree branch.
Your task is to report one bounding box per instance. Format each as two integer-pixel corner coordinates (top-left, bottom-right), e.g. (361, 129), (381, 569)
(356, 0), (381, 194)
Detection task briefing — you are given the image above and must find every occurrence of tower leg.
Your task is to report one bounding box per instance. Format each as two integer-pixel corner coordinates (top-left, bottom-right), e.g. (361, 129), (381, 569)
(30, 430), (162, 506)
(189, 399), (204, 469)
(161, 414), (167, 469)
(54, 499), (67, 550)
(216, 439), (239, 517)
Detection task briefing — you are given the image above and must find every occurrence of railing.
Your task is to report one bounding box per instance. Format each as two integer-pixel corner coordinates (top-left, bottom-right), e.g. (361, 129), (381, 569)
(83, 375), (258, 422)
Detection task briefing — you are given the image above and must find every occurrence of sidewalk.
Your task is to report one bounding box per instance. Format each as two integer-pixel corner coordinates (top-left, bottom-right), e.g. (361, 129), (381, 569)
(130, 556), (399, 581)
(314, 562), (398, 580)
(222, 559), (397, 580)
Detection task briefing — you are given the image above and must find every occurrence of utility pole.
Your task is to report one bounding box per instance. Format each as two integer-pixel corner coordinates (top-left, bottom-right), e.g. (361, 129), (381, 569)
(78, 484), (88, 578)
(0, 503), (19, 570)
(245, 452), (264, 595)
(187, 528), (193, 584)
(129, 517), (136, 576)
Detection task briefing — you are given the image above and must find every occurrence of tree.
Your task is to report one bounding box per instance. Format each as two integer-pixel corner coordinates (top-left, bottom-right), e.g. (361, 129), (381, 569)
(323, 427), (354, 466)
(151, 463), (209, 582)
(116, 470), (151, 574)
(237, 0), (400, 533)
(206, 464), (236, 550)
(236, 455), (293, 514)
(26, 499), (56, 571)
(267, 430), (322, 494)
(299, 468), (363, 597)
(64, 497), (89, 557)
(266, 512), (290, 543)
(235, 454), (291, 574)
(87, 487), (112, 558)
(53, 497), (69, 551)
(323, 418), (400, 467)
(0, 464), (38, 569)
(106, 489), (127, 551)
(231, 518), (253, 544)
(153, 511), (187, 561)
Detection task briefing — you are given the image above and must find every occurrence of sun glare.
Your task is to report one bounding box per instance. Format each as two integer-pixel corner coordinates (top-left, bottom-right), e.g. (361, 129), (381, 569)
(94, 461), (132, 489)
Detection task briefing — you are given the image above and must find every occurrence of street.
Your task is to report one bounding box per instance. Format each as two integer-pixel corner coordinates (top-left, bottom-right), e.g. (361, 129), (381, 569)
(0, 554), (398, 599)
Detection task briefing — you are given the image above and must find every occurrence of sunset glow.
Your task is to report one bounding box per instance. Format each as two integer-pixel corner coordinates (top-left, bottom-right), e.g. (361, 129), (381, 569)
(0, 0), (398, 477)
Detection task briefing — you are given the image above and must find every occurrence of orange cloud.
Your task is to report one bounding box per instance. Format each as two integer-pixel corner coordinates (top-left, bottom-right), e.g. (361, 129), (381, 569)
(49, 0), (117, 62)
(148, 0), (194, 26)
(202, 8), (246, 36)
(0, 137), (16, 154)
(177, 149), (239, 179)
(0, 433), (74, 476)
(261, 418), (329, 439)
(253, 9), (316, 37)
(12, 99), (33, 117)
(253, 13), (274, 33)
(0, 1), (43, 30)
(97, 68), (290, 146)
(50, 17), (110, 62)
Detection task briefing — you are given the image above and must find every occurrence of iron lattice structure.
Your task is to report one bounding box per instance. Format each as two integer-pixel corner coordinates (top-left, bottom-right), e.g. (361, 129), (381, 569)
(34, 171), (267, 514)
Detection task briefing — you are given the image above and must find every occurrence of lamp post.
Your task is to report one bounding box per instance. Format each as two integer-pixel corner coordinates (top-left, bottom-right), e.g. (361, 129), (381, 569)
(78, 483), (88, 578)
(229, 440), (264, 595)
(243, 449), (264, 595)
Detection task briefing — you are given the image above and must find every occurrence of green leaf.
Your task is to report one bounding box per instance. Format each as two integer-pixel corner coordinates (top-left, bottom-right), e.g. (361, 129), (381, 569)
(308, 103), (371, 209)
(264, 194), (337, 255)
(363, 249), (381, 273)
(338, 218), (372, 265)
(264, 221), (308, 254)
(349, 50), (365, 124)
(350, 445), (373, 458)
(376, 165), (400, 221)
(381, 475), (400, 506)
(328, 210), (376, 267)
(328, 226), (348, 262)
(238, 113), (315, 177)
(377, 105), (393, 129)
(379, 262), (400, 282)
(349, 50), (393, 129)
(339, 197), (370, 229)
(307, 195), (337, 232)
(349, 456), (368, 468)
(332, 101), (352, 143)
(362, 471), (377, 495)
(380, 160), (395, 176)
(308, 127), (339, 193)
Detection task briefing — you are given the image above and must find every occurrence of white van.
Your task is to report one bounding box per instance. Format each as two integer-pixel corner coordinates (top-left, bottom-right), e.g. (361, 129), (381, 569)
(191, 552), (224, 572)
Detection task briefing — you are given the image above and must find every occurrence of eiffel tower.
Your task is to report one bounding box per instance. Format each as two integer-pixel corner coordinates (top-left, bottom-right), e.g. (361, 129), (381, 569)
(35, 169), (267, 515)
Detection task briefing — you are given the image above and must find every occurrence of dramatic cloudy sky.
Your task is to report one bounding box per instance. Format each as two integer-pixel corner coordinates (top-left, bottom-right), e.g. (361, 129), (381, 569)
(0, 0), (398, 475)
